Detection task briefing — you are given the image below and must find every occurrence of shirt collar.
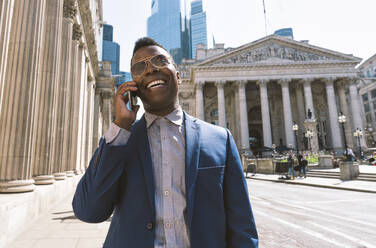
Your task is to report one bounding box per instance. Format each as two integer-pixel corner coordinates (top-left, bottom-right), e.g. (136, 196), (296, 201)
(145, 106), (184, 128)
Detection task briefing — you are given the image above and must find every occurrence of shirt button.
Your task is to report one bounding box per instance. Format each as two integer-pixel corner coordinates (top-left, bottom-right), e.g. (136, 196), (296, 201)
(163, 190), (170, 197)
(146, 222), (153, 230)
(165, 222), (172, 229)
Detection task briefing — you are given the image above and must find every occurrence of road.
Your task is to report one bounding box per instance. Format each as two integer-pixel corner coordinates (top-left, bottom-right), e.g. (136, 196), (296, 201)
(247, 179), (376, 248)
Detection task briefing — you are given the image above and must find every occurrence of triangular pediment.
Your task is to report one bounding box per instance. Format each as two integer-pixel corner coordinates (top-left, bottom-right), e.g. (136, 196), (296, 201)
(197, 35), (361, 66)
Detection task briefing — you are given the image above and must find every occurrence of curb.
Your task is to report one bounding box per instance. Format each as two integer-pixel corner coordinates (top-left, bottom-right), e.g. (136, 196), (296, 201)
(247, 177), (376, 194)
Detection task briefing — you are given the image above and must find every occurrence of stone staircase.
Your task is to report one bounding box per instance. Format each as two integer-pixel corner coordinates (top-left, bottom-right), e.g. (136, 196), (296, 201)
(307, 170), (376, 182)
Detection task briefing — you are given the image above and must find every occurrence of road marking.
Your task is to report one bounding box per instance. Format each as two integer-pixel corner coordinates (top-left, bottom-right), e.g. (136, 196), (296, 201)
(255, 210), (350, 248)
(309, 222), (376, 248)
(295, 198), (376, 204)
(256, 197), (376, 229)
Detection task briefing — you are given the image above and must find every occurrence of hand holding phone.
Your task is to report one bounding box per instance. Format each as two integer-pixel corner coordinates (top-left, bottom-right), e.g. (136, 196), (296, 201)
(114, 81), (139, 130)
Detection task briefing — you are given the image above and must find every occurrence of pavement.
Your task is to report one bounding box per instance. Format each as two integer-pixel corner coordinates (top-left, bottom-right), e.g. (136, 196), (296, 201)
(6, 165), (376, 248)
(247, 164), (376, 194)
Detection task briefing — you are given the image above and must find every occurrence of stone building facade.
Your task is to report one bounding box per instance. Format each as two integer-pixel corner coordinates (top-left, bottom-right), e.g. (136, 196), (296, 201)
(0, 0), (114, 193)
(358, 53), (376, 147)
(178, 35), (366, 155)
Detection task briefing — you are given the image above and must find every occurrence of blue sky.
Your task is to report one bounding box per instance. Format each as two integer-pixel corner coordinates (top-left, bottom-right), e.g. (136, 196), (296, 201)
(103, 0), (376, 72)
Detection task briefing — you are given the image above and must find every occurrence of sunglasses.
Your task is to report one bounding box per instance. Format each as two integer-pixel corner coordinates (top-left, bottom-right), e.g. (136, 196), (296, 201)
(131, 54), (171, 76)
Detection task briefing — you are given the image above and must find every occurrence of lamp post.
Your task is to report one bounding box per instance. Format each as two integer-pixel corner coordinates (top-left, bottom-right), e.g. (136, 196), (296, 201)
(353, 128), (363, 159)
(305, 129), (313, 152)
(293, 123), (299, 153)
(338, 112), (349, 160)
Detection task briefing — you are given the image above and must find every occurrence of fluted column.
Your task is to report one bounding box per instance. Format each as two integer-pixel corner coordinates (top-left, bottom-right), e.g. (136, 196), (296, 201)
(85, 79), (95, 168)
(215, 80), (226, 127)
(79, 64), (89, 172)
(237, 80), (250, 150)
(337, 80), (354, 148)
(349, 78), (366, 148)
(295, 82), (305, 148)
(279, 79), (295, 148)
(195, 80), (205, 120)
(303, 79), (315, 119)
(0, 0), (15, 114)
(257, 80), (272, 148)
(68, 25), (83, 175)
(32, 0), (64, 185)
(0, 0), (46, 192)
(324, 78), (343, 151)
(52, 0), (75, 180)
(102, 92), (113, 132)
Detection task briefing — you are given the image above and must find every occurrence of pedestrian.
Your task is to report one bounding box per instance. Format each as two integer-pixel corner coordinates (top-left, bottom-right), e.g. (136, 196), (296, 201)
(288, 150), (296, 180)
(300, 155), (308, 178)
(72, 37), (258, 248)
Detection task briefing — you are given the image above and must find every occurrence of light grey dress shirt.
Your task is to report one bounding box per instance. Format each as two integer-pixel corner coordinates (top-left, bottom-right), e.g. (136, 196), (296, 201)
(104, 107), (190, 248)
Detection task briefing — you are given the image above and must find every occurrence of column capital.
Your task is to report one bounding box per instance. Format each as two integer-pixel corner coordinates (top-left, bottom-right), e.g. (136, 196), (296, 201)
(256, 79), (268, 88)
(278, 78), (290, 87)
(301, 78), (314, 86)
(63, 0), (77, 19)
(236, 80), (248, 88)
(195, 80), (205, 89)
(322, 77), (338, 85)
(215, 80), (226, 88)
(72, 24), (82, 41)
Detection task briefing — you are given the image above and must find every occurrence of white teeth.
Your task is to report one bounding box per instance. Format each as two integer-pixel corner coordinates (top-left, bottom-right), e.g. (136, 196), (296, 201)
(147, 80), (165, 89)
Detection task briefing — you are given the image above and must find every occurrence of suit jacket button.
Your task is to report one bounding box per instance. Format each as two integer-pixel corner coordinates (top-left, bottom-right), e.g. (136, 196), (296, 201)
(146, 222), (153, 230)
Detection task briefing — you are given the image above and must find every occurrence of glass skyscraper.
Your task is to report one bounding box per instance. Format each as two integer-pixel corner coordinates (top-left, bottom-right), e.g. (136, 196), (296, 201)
(102, 24), (121, 86)
(147, 0), (190, 63)
(190, 0), (207, 58)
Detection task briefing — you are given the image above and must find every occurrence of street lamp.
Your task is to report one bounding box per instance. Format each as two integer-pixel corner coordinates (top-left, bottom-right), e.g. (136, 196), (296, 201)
(338, 112), (349, 160)
(353, 128), (363, 159)
(305, 129), (313, 152)
(292, 123), (299, 153)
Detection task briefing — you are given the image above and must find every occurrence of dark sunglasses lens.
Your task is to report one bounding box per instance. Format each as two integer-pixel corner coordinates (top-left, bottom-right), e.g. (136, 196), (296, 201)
(132, 62), (146, 75)
(151, 55), (169, 67)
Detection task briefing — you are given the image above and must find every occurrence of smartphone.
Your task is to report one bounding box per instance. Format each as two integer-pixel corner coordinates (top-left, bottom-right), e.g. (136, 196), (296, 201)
(127, 90), (137, 110)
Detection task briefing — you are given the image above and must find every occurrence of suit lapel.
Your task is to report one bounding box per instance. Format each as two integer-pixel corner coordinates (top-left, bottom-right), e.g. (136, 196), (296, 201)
(184, 113), (200, 230)
(132, 116), (155, 217)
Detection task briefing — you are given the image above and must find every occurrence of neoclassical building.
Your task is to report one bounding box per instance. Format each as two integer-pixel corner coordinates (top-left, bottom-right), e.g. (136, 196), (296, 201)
(178, 35), (366, 155)
(0, 0), (114, 193)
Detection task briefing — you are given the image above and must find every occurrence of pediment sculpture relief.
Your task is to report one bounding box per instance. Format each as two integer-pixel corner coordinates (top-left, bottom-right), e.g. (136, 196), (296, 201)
(210, 42), (335, 65)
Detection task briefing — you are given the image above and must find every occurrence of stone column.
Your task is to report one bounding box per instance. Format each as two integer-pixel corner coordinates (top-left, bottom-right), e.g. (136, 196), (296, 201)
(68, 25), (83, 175)
(257, 80), (272, 148)
(101, 92), (114, 132)
(215, 80), (226, 127)
(349, 78), (366, 148)
(52, 0), (75, 180)
(195, 80), (205, 120)
(32, 0), (64, 185)
(295, 81), (306, 148)
(303, 78), (315, 119)
(237, 80), (250, 150)
(324, 78), (343, 152)
(85, 79), (95, 167)
(279, 79), (295, 148)
(0, 0), (46, 192)
(79, 64), (89, 172)
(337, 80), (354, 148)
(0, 0), (15, 114)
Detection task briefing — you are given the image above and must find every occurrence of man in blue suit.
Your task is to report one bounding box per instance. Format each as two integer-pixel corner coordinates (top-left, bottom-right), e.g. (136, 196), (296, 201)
(72, 37), (258, 248)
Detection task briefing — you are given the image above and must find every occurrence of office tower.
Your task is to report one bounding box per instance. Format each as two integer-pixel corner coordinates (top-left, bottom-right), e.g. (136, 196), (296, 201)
(274, 28), (294, 39)
(118, 71), (132, 88)
(102, 24), (121, 85)
(190, 0), (207, 58)
(147, 0), (190, 63)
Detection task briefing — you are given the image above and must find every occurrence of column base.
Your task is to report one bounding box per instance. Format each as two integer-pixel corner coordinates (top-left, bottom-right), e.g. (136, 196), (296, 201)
(53, 172), (67, 181)
(66, 170), (75, 177)
(0, 179), (35, 193)
(74, 169), (83, 175)
(33, 175), (55, 185)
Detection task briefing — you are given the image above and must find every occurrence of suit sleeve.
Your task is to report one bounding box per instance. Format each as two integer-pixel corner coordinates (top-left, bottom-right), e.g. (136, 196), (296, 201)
(72, 137), (130, 223)
(224, 130), (259, 247)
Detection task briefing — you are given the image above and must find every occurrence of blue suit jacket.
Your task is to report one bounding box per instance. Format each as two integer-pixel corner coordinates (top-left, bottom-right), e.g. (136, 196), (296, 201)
(72, 112), (258, 248)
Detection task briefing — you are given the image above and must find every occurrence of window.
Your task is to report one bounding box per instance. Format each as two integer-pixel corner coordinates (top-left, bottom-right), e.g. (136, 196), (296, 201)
(364, 103), (370, 113)
(362, 93), (369, 102)
(366, 114), (372, 124)
(371, 89), (376, 99)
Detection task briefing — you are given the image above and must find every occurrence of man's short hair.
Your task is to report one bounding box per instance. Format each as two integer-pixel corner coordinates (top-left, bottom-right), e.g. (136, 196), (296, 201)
(131, 37), (176, 66)
(132, 37), (167, 57)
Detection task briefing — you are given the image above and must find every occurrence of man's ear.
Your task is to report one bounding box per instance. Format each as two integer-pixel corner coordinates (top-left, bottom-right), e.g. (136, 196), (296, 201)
(176, 71), (181, 84)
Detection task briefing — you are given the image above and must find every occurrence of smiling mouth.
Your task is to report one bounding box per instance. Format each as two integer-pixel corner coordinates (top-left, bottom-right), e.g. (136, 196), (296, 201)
(146, 80), (166, 89)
